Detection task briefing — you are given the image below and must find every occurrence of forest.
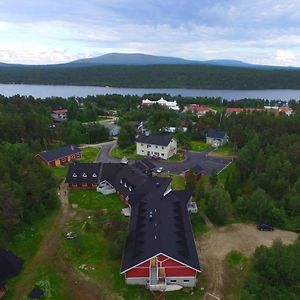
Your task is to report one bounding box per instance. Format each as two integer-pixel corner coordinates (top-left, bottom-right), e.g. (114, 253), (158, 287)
(2, 64), (300, 89)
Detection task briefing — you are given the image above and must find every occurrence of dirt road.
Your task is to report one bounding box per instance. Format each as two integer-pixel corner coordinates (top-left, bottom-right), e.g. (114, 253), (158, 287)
(198, 223), (298, 300)
(12, 181), (71, 300)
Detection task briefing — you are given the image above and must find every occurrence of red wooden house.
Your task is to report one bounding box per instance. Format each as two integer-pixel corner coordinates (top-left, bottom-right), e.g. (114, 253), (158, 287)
(36, 145), (82, 167)
(121, 189), (201, 290)
(183, 164), (204, 182)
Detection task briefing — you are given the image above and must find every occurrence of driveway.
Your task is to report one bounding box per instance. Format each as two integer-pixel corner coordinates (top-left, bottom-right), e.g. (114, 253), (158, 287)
(96, 143), (231, 175)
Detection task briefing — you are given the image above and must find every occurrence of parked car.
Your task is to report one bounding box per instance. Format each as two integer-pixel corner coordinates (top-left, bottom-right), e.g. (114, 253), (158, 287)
(156, 167), (164, 173)
(256, 224), (274, 231)
(120, 156), (128, 165)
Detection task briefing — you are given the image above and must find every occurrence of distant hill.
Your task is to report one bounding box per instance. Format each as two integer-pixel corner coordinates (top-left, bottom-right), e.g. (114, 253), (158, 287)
(0, 53), (298, 70)
(69, 53), (300, 70)
(71, 53), (195, 66)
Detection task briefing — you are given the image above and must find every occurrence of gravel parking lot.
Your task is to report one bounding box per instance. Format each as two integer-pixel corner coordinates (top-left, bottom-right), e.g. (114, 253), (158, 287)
(198, 223), (298, 300)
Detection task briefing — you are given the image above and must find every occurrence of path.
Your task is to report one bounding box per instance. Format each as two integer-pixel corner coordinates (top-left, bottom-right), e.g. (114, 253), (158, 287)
(198, 223), (298, 300)
(12, 181), (71, 300)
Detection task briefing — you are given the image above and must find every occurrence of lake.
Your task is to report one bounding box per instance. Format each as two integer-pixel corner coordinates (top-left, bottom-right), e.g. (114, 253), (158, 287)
(1, 83), (300, 100)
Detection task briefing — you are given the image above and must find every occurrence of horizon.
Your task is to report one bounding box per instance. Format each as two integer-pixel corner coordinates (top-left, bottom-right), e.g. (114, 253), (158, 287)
(1, 1), (300, 66)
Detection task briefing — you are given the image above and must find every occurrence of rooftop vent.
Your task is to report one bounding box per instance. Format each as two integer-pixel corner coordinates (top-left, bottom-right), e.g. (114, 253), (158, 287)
(156, 182), (160, 188)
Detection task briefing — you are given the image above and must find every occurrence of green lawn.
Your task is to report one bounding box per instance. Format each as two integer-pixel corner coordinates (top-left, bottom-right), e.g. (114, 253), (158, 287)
(79, 147), (100, 163)
(172, 175), (186, 190)
(166, 151), (185, 162)
(190, 140), (211, 152)
(218, 162), (234, 185)
(110, 145), (143, 160)
(210, 144), (234, 159)
(69, 189), (125, 213)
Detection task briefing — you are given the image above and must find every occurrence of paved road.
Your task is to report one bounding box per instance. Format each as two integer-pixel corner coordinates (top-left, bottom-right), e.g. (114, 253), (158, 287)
(96, 143), (231, 175)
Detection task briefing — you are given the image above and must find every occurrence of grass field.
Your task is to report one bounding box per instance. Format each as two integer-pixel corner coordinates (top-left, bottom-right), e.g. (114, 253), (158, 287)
(4, 208), (60, 299)
(190, 140), (211, 152)
(68, 189), (125, 213)
(171, 175), (186, 190)
(110, 145), (143, 160)
(79, 147), (100, 163)
(166, 151), (185, 162)
(210, 144), (234, 159)
(218, 162), (234, 185)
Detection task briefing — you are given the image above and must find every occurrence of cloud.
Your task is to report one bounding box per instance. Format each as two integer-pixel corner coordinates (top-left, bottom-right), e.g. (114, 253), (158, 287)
(275, 50), (296, 65)
(0, 0), (300, 65)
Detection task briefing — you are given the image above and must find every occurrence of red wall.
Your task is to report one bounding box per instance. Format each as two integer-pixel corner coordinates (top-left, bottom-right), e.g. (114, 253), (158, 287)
(125, 255), (197, 279)
(69, 183), (97, 189)
(125, 260), (150, 278)
(36, 151), (82, 167)
(184, 170), (202, 182)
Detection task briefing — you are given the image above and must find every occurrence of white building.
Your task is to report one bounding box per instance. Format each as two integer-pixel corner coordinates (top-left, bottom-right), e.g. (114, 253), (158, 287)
(142, 97), (180, 111)
(136, 134), (177, 160)
(206, 129), (228, 147)
(51, 109), (68, 122)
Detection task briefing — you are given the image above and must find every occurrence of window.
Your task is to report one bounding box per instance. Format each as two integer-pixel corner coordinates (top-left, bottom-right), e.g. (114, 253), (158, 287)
(161, 153), (164, 156)
(162, 146), (164, 149)
(82, 173), (87, 178)
(156, 146), (158, 148)
(147, 144), (151, 148)
(170, 280), (177, 283)
(92, 173), (97, 177)
(183, 279), (190, 283)
(72, 173), (77, 177)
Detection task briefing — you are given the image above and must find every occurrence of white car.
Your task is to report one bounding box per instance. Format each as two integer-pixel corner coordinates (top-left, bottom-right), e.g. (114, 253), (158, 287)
(156, 167), (164, 173)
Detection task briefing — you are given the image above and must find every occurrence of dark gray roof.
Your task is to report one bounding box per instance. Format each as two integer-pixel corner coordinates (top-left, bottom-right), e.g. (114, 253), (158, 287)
(187, 164), (204, 175)
(66, 163), (100, 184)
(0, 248), (23, 283)
(121, 189), (201, 273)
(37, 145), (81, 162)
(206, 129), (227, 139)
(136, 134), (173, 146)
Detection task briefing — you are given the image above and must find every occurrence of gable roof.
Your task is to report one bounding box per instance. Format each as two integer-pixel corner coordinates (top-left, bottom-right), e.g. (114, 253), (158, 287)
(206, 129), (227, 139)
(188, 105), (209, 112)
(136, 134), (173, 146)
(52, 109), (67, 114)
(0, 249), (23, 283)
(37, 145), (81, 162)
(66, 163), (100, 184)
(121, 189), (201, 273)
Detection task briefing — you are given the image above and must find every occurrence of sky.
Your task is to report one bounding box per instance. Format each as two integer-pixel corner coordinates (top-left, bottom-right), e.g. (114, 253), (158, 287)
(1, 0), (300, 66)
